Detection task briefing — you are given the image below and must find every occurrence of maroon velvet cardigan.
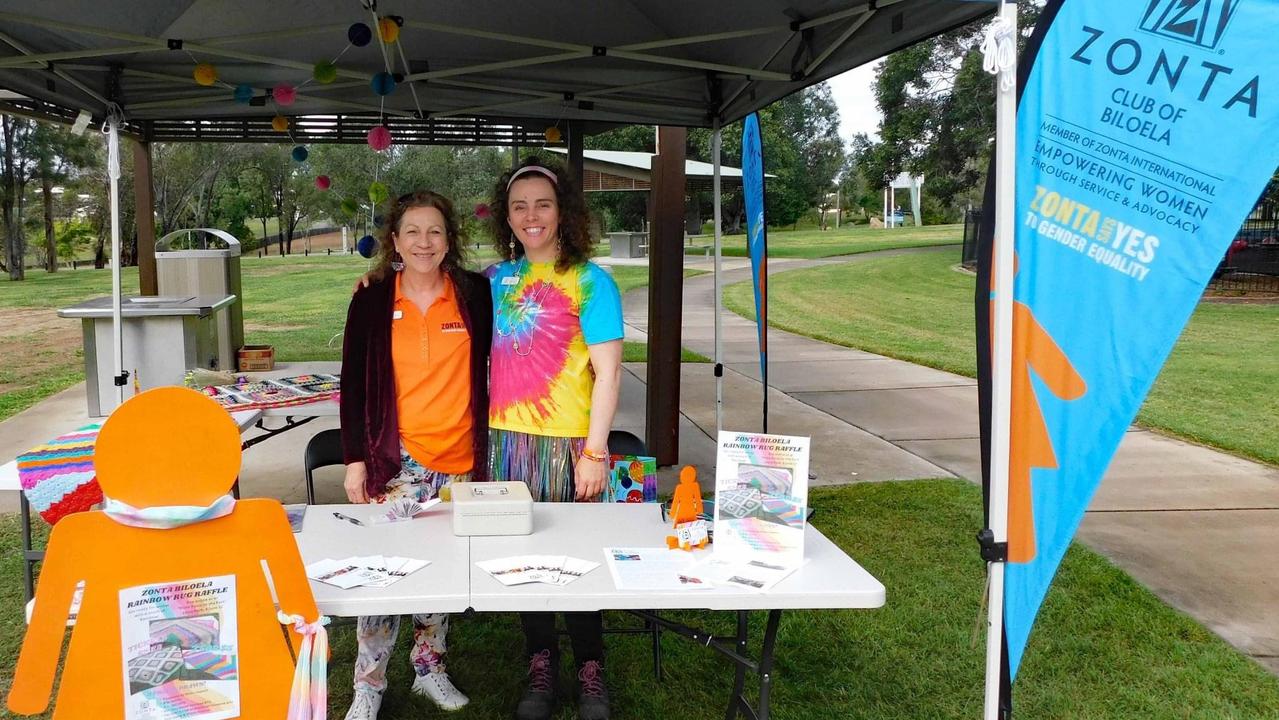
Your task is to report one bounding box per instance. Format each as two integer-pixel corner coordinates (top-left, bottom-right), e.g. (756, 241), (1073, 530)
(339, 267), (492, 496)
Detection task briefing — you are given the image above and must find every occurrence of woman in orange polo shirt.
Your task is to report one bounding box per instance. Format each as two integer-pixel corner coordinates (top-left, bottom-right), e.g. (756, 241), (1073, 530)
(339, 191), (492, 718)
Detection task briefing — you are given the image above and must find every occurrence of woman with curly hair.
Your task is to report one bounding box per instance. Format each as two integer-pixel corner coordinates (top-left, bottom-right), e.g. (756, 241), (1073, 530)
(485, 157), (623, 720)
(339, 190), (492, 718)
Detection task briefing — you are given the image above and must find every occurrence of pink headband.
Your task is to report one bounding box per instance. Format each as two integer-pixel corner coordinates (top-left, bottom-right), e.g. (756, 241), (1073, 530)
(507, 165), (559, 190)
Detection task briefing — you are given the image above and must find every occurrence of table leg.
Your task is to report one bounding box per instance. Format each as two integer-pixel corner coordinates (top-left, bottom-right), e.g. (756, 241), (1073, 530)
(724, 610), (750, 720)
(240, 415), (316, 451)
(757, 610), (783, 720)
(20, 490), (35, 601)
(651, 618), (663, 679)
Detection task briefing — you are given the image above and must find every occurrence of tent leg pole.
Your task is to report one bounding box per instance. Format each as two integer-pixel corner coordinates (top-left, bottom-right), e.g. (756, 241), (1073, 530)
(712, 123), (723, 438)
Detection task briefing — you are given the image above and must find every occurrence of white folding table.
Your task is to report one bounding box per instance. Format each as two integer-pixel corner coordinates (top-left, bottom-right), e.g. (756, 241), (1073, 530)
(293, 503), (470, 617)
(296, 502), (885, 720)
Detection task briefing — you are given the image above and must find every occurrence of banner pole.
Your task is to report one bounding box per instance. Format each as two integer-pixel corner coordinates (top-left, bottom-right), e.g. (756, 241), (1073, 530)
(712, 122), (724, 438)
(984, 3), (1018, 720)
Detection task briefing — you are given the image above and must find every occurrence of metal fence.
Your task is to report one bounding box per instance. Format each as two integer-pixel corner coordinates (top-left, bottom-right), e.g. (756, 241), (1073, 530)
(1209, 201), (1279, 293)
(962, 201), (1279, 293)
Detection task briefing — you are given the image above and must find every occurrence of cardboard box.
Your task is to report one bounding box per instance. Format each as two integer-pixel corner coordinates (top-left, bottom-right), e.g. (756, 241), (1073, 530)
(237, 345), (275, 371)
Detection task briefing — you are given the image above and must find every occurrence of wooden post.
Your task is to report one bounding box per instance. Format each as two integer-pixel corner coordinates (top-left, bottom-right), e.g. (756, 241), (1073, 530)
(644, 126), (686, 465)
(132, 132), (157, 296)
(567, 119), (585, 181)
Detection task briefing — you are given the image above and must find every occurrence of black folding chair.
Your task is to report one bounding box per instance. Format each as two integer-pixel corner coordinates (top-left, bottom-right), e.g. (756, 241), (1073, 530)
(303, 428), (344, 505)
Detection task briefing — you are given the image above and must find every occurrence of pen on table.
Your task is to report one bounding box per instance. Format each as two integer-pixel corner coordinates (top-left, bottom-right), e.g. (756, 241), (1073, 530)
(332, 512), (365, 526)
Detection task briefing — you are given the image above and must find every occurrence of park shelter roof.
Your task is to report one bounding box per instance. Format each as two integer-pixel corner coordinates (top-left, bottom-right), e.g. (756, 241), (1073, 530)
(548, 148), (775, 191)
(0, 1), (994, 141)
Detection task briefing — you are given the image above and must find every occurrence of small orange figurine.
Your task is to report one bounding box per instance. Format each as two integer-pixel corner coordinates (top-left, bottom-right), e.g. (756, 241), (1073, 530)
(666, 466), (708, 550)
(7, 387), (321, 719)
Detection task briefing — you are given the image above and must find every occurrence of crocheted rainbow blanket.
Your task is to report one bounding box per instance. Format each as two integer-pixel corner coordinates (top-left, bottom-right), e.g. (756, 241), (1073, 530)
(18, 424), (102, 525)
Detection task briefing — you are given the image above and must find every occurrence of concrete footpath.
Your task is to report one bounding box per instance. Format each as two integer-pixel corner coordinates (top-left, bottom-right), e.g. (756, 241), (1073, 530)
(1, 246), (1275, 675)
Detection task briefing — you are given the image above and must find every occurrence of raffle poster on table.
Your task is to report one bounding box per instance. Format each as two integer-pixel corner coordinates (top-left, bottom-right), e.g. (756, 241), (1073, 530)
(713, 432), (809, 568)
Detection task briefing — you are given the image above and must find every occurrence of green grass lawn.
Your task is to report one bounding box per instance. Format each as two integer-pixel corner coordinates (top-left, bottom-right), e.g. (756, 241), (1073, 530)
(5, 480), (1278, 718)
(715, 223), (962, 259)
(724, 249), (1279, 467)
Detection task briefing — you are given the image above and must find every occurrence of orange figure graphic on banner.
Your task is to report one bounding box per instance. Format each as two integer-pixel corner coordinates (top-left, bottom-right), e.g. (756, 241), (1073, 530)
(7, 387), (321, 719)
(991, 253), (1087, 563)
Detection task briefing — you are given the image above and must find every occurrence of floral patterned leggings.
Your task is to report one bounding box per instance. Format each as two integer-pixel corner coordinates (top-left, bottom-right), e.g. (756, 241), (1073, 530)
(353, 448), (468, 691)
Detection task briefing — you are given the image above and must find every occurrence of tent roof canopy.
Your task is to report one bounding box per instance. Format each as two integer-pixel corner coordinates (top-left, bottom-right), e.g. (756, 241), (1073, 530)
(0, 1), (993, 140)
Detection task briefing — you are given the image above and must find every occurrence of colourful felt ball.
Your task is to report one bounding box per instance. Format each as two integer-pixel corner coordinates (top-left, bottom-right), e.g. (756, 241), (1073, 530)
(370, 72), (396, 96)
(378, 17), (400, 43)
(348, 23), (372, 47)
(313, 61), (338, 84)
(273, 84), (297, 106)
(544, 126), (562, 143)
(291, 145), (309, 162)
(474, 203), (491, 220)
(368, 181), (389, 205)
(341, 198), (359, 216)
(193, 63), (217, 86)
(271, 115), (289, 132)
(373, 214), (385, 228)
(356, 234), (377, 258)
(366, 125), (392, 151)
(233, 84), (254, 104)
(315, 175), (331, 190)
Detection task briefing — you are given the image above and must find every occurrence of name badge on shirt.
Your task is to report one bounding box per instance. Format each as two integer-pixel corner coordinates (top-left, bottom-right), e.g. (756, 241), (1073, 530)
(501, 276), (519, 286)
(392, 310), (404, 320)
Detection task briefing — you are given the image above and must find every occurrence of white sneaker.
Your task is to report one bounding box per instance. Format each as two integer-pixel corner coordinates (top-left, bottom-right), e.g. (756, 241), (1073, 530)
(345, 686), (383, 720)
(411, 671), (470, 711)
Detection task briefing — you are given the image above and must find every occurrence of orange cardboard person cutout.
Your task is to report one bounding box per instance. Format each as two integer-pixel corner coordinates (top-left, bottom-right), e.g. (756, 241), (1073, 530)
(666, 466), (708, 550)
(7, 387), (320, 718)
(669, 466), (704, 525)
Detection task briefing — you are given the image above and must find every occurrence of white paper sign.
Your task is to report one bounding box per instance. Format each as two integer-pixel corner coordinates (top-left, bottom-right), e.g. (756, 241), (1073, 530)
(713, 432), (810, 568)
(603, 547), (712, 591)
(118, 574), (239, 720)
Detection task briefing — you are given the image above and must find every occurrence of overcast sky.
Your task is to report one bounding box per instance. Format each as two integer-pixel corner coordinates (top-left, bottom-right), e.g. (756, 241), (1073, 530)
(826, 61), (882, 145)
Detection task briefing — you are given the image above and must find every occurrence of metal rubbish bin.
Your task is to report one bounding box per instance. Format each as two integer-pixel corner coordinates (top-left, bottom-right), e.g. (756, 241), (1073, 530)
(155, 228), (243, 371)
(608, 232), (648, 258)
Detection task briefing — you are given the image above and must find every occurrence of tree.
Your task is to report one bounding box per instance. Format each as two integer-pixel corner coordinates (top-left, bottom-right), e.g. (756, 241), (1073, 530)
(861, 3), (1045, 221)
(29, 122), (98, 271)
(1, 114), (35, 279)
(154, 143), (242, 238)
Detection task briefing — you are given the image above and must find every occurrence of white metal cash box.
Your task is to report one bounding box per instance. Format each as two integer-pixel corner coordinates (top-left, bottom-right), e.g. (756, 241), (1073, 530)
(450, 481), (533, 536)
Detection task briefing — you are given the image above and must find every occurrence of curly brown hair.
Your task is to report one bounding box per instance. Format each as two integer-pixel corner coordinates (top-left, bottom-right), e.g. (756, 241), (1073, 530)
(371, 190), (469, 282)
(489, 156), (594, 272)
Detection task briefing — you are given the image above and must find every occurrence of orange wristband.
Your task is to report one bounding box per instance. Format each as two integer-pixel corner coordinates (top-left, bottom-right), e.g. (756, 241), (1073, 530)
(580, 447), (608, 463)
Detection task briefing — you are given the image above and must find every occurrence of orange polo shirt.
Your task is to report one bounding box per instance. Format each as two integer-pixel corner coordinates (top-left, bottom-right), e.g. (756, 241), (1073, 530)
(392, 273), (473, 474)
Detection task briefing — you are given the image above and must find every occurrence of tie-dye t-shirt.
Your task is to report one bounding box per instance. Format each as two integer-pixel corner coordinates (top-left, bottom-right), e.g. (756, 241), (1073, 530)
(484, 259), (623, 437)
